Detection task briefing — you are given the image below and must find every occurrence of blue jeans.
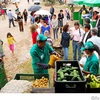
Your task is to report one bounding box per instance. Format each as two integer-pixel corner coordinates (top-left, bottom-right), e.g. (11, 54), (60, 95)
(63, 47), (68, 60)
(72, 41), (81, 60)
(53, 27), (58, 39)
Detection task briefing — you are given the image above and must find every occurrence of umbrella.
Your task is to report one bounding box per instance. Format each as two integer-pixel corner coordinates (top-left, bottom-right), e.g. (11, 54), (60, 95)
(73, 0), (84, 4)
(83, 0), (100, 7)
(34, 9), (51, 16)
(28, 5), (41, 12)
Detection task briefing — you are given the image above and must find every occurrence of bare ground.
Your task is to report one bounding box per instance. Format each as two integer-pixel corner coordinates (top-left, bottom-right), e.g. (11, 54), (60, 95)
(0, 0), (77, 86)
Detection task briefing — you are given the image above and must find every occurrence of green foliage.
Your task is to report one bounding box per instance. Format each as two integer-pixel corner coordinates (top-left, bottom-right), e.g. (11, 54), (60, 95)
(46, 0), (55, 4)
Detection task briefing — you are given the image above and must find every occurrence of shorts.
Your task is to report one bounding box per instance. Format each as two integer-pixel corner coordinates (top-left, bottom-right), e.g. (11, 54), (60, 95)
(9, 44), (14, 51)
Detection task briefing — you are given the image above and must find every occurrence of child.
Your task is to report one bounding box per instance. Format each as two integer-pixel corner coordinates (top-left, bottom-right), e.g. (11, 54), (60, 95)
(7, 33), (16, 54)
(30, 24), (38, 44)
(0, 39), (5, 61)
(34, 23), (40, 34)
(51, 14), (58, 40)
(1, 9), (6, 20)
(44, 31), (53, 46)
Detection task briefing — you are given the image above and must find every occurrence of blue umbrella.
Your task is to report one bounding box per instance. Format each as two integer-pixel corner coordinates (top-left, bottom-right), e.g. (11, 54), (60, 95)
(28, 5), (41, 12)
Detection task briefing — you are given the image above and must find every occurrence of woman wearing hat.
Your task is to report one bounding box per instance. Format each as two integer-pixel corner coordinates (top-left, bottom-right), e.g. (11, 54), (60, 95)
(81, 41), (99, 75)
(30, 34), (55, 74)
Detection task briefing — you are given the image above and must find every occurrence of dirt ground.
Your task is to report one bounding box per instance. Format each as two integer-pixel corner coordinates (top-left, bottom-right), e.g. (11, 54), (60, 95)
(0, 0), (77, 83)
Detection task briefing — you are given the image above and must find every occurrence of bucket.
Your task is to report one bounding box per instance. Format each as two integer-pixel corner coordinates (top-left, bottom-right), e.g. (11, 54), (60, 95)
(48, 55), (60, 67)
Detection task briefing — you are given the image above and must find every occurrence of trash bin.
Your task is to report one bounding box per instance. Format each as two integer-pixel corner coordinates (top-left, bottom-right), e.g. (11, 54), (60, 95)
(79, 13), (83, 26)
(73, 12), (79, 20)
(0, 60), (8, 89)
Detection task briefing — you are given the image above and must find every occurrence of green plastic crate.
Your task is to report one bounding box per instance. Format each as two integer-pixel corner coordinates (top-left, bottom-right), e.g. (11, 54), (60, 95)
(14, 73), (50, 87)
(79, 13), (83, 26)
(0, 61), (8, 89)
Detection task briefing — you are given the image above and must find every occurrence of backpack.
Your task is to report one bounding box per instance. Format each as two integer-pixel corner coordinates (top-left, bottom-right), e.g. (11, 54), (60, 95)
(67, 12), (70, 20)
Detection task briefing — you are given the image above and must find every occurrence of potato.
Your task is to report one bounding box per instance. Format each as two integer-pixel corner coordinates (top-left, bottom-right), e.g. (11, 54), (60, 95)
(32, 77), (49, 88)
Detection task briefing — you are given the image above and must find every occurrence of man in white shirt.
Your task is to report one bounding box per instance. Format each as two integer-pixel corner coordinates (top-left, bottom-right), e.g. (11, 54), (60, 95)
(7, 8), (16, 28)
(87, 28), (100, 49)
(81, 24), (91, 45)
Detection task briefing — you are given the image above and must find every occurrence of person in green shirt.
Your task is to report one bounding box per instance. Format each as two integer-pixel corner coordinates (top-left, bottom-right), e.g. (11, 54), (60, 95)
(30, 34), (55, 74)
(0, 39), (5, 61)
(81, 41), (99, 75)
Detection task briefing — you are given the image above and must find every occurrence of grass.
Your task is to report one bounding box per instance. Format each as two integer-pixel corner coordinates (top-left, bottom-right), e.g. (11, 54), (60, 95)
(41, 1), (89, 12)
(18, 59), (33, 74)
(17, 58), (55, 87)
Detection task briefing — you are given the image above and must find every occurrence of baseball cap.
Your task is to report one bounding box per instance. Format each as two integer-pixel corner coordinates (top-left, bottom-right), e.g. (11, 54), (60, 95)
(37, 34), (47, 41)
(81, 41), (94, 51)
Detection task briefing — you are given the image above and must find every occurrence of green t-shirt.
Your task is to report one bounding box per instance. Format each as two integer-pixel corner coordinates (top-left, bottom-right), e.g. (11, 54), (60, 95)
(0, 40), (3, 53)
(83, 54), (99, 75)
(30, 42), (54, 70)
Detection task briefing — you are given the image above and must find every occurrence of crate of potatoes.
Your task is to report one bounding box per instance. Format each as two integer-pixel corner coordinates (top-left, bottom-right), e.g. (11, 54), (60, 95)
(14, 74), (50, 88)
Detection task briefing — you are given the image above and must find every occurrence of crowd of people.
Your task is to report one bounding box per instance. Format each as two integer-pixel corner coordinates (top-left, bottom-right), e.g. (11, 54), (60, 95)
(0, 2), (100, 76)
(28, 5), (100, 75)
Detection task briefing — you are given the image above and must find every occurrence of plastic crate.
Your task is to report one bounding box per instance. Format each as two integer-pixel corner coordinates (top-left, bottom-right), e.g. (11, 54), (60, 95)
(73, 12), (79, 20)
(86, 81), (100, 93)
(14, 73), (50, 87)
(32, 88), (55, 93)
(86, 88), (100, 93)
(0, 61), (8, 89)
(54, 61), (86, 93)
